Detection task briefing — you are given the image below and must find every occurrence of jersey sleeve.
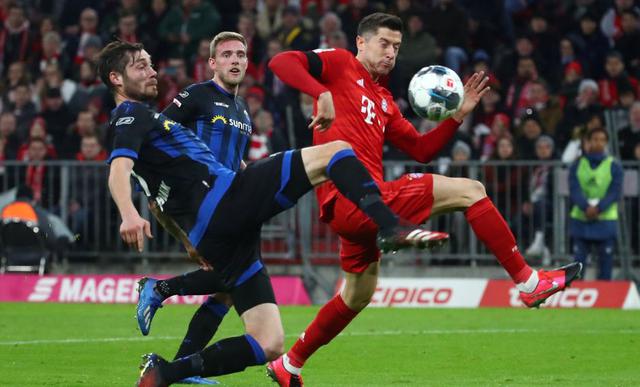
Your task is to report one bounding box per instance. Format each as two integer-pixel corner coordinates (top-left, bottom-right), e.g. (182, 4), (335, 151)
(162, 85), (199, 124)
(385, 100), (461, 163)
(309, 48), (355, 83)
(107, 102), (153, 164)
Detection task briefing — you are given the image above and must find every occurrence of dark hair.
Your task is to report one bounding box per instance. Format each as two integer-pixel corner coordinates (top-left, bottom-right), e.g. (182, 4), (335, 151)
(95, 40), (144, 92)
(357, 12), (403, 37)
(587, 127), (609, 141)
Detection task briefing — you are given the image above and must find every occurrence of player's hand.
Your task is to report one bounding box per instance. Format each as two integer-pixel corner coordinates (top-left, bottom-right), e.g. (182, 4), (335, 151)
(452, 71), (490, 122)
(309, 91), (335, 131)
(585, 205), (599, 220)
(120, 215), (153, 252)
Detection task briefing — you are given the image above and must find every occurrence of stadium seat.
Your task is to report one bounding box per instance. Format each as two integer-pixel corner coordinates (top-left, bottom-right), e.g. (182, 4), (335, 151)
(0, 219), (50, 275)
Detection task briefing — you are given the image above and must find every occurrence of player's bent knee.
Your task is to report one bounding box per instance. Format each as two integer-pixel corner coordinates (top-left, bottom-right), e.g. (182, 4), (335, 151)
(329, 139), (352, 152)
(259, 334), (285, 361)
(468, 179), (487, 202)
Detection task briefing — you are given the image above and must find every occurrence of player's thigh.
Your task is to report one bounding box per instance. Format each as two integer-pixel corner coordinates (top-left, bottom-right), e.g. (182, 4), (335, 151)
(341, 261), (380, 311)
(300, 140), (352, 186)
(221, 150), (311, 229)
(431, 174), (487, 216)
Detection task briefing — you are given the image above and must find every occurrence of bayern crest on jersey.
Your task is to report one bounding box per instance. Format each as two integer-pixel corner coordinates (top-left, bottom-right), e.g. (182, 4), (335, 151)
(381, 98), (388, 112)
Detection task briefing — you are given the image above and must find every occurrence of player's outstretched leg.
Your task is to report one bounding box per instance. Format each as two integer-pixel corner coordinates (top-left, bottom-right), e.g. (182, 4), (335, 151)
(303, 142), (446, 253)
(431, 174), (583, 307)
(136, 270), (228, 336)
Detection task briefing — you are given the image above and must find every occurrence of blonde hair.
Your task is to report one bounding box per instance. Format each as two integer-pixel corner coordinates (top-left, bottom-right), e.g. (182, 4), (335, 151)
(209, 32), (247, 58)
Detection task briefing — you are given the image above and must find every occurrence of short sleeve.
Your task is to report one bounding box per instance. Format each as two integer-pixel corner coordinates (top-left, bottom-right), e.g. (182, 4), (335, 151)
(107, 102), (153, 164)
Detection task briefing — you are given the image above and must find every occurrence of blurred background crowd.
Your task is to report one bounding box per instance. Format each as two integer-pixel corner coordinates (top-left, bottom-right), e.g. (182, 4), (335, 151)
(0, 0), (639, 268)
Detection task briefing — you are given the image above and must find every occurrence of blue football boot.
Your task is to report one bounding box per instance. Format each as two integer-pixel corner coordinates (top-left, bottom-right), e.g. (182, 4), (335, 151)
(136, 277), (165, 336)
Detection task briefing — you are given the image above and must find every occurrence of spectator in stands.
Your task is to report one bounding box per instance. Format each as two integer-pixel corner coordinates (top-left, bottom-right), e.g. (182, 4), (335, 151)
(327, 30), (348, 50)
(142, 0), (172, 62)
(528, 13), (559, 87)
(523, 135), (556, 265)
(598, 50), (638, 108)
(273, 5), (317, 51)
(558, 60), (584, 109)
(570, 12), (610, 79)
(395, 14), (439, 99)
(478, 112), (511, 162)
(33, 31), (70, 79)
(600, 0), (640, 44)
(516, 109), (544, 160)
(68, 60), (109, 118)
(557, 79), (603, 151)
(167, 0), (221, 59)
(76, 134), (106, 161)
(0, 111), (20, 160)
(569, 127), (623, 280)
(8, 83), (36, 141)
(64, 8), (101, 69)
(41, 87), (74, 152)
(1, 61), (30, 109)
(247, 109), (274, 162)
(190, 39), (212, 83)
(115, 11), (139, 44)
(494, 35), (539, 87)
(257, 0), (284, 40)
(38, 62), (77, 104)
(17, 117), (57, 160)
(157, 57), (194, 110)
(22, 137), (59, 209)
(484, 135), (524, 223)
(618, 101), (640, 160)
(528, 79), (563, 136)
(101, 0), (145, 41)
(614, 10), (640, 78)
(424, 0), (470, 73)
(317, 12), (342, 49)
(338, 0), (377, 51)
(0, 4), (32, 76)
(58, 110), (97, 159)
(237, 12), (265, 68)
(505, 56), (540, 122)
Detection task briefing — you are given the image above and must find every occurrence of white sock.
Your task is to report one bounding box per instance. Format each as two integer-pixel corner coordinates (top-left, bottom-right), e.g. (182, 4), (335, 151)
(516, 270), (539, 293)
(283, 354), (302, 375)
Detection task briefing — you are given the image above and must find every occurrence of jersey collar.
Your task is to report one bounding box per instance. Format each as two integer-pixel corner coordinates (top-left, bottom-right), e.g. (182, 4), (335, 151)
(209, 79), (235, 99)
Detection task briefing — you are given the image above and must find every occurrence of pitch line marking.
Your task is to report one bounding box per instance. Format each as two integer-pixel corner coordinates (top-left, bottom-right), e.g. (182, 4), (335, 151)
(0, 328), (638, 346)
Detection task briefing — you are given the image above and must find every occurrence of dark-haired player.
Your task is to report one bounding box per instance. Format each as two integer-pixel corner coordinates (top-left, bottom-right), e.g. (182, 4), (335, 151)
(267, 12), (582, 386)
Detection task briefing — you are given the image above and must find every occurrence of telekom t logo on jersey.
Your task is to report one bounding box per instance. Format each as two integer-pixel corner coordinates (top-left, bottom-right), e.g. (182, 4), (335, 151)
(361, 95), (376, 125)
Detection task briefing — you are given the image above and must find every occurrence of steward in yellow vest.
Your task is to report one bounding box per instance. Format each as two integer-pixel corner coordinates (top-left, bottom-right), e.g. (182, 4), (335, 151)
(568, 128), (623, 280)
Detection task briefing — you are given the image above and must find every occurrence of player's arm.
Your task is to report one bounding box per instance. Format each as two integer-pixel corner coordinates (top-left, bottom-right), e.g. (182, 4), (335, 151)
(269, 49), (342, 130)
(108, 157), (152, 252)
(162, 86), (198, 124)
(386, 72), (491, 163)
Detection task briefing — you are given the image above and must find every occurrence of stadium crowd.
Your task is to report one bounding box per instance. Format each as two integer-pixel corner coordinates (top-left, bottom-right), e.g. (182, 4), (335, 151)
(0, 0), (638, 258)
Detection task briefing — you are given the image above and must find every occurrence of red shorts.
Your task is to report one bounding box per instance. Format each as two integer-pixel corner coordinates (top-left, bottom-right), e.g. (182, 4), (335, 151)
(321, 173), (434, 273)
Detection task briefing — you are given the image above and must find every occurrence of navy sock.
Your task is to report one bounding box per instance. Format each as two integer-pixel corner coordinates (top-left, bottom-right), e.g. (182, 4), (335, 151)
(174, 297), (229, 359)
(327, 149), (398, 232)
(201, 334), (266, 377)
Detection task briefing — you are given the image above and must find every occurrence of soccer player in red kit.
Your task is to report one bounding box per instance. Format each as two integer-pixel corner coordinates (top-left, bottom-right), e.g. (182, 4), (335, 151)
(267, 13), (582, 386)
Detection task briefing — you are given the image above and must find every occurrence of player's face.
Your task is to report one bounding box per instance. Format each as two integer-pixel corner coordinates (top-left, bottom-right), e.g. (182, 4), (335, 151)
(210, 40), (248, 89)
(357, 27), (402, 77)
(588, 132), (608, 154)
(120, 50), (158, 101)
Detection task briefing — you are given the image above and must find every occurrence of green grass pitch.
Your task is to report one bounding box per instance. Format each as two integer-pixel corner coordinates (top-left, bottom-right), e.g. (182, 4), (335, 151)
(0, 303), (639, 386)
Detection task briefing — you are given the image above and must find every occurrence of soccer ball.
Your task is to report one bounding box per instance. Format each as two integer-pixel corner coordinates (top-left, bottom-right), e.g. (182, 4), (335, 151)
(408, 65), (464, 121)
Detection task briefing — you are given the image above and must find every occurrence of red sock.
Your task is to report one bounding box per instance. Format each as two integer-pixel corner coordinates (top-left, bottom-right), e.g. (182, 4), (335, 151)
(465, 197), (533, 283)
(287, 294), (358, 367)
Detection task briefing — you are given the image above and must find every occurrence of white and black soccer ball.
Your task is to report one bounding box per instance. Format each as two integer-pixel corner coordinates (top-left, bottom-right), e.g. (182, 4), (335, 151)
(408, 65), (464, 121)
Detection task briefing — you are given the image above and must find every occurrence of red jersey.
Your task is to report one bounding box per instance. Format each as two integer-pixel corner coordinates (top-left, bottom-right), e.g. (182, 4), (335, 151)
(269, 48), (461, 218)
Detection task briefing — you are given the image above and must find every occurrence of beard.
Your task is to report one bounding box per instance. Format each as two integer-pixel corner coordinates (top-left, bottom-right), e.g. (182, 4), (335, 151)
(123, 74), (157, 101)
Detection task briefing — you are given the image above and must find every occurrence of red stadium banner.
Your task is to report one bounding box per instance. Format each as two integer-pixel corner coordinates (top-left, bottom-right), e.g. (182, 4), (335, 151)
(479, 280), (640, 309)
(0, 274), (311, 305)
(334, 278), (640, 309)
